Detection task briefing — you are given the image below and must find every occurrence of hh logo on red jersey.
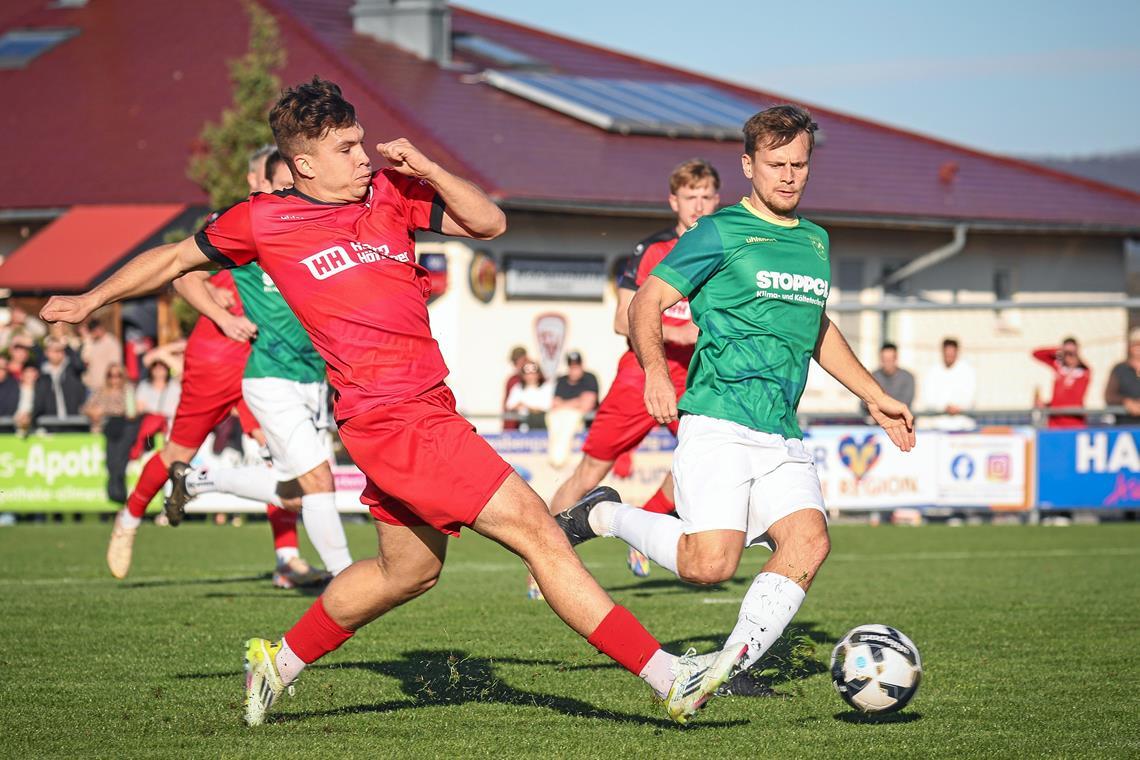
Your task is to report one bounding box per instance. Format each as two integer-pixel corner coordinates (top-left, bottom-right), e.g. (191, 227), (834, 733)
(303, 246), (359, 280)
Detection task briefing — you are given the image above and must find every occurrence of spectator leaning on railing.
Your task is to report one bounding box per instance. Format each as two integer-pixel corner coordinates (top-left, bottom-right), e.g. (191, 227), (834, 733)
(1032, 336), (1089, 428)
(80, 317), (123, 393)
(862, 342), (915, 414)
(505, 360), (553, 431)
(1105, 328), (1140, 426)
(33, 337), (87, 428)
(920, 337), (976, 430)
(82, 364), (138, 504)
(546, 351), (600, 468)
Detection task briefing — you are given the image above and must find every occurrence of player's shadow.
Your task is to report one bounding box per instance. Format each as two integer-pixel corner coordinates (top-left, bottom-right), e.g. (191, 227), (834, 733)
(120, 573), (270, 589)
(281, 649), (745, 729)
(834, 710), (922, 724)
(604, 575), (752, 597)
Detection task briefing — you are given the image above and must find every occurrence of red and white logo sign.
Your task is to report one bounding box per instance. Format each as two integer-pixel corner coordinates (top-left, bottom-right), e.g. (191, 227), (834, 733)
(534, 313), (567, 381)
(302, 245), (359, 280)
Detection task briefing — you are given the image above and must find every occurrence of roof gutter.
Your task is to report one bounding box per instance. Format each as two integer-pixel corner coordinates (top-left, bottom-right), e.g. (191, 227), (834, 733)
(880, 222), (968, 288)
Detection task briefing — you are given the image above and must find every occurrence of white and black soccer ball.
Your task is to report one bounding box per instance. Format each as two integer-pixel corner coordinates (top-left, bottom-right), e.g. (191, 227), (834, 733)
(830, 624), (922, 714)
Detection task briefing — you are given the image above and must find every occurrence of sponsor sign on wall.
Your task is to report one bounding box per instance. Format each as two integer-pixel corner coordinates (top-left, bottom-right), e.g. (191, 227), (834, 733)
(504, 255), (607, 300)
(0, 434), (140, 512)
(1037, 428), (1140, 509)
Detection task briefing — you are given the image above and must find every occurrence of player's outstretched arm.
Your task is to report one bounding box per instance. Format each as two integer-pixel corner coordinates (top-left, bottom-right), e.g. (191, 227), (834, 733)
(40, 236), (215, 326)
(173, 271), (258, 343)
(377, 138), (506, 240)
(814, 314), (916, 452)
(630, 275), (684, 424)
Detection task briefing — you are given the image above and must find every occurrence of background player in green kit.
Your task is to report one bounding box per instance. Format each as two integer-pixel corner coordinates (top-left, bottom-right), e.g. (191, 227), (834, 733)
(168, 150), (352, 577)
(557, 105), (917, 681)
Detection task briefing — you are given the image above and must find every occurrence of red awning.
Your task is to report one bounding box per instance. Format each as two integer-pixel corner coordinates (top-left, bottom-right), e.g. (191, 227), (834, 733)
(0, 204), (188, 294)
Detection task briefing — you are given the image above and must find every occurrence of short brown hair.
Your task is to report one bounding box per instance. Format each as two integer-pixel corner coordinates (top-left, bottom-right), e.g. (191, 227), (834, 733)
(743, 105), (817, 156)
(669, 158), (720, 194)
(270, 77), (356, 159)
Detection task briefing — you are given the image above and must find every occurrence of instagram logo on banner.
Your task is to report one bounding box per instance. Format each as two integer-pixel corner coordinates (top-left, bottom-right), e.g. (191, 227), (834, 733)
(987, 454), (1011, 481)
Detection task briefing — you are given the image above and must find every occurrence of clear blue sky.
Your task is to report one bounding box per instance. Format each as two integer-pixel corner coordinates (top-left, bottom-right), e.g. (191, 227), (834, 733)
(459, 0), (1140, 158)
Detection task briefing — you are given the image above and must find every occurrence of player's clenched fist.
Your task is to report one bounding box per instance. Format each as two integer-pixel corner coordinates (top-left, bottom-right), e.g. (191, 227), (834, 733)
(377, 138), (438, 180)
(643, 370), (679, 425)
(40, 294), (97, 325)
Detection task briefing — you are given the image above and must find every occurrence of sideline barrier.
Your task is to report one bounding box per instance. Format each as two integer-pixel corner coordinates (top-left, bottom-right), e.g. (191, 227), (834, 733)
(4, 425), (1136, 513)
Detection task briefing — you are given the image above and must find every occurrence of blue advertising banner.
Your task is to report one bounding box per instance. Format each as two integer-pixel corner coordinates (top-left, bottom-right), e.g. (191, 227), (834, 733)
(1037, 428), (1140, 509)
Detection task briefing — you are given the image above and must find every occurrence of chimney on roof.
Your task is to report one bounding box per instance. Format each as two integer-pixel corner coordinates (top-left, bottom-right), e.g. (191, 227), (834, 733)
(351, 0), (451, 66)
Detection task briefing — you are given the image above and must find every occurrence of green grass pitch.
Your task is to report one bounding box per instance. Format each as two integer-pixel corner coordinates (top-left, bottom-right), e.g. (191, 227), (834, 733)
(1, 520), (1137, 758)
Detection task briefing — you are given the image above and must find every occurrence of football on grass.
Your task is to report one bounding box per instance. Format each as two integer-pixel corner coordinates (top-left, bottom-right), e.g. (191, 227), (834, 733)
(830, 624), (922, 714)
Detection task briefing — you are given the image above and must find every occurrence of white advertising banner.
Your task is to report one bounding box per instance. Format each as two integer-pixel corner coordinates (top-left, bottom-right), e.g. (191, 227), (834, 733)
(805, 426), (939, 509)
(934, 430), (1032, 509)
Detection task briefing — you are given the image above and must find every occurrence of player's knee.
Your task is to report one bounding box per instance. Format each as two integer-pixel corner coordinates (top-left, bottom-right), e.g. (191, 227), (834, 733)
(678, 557), (736, 585)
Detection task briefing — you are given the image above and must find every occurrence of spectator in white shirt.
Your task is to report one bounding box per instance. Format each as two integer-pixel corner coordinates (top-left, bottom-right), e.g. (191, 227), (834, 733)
(920, 337), (976, 430)
(505, 361), (553, 431)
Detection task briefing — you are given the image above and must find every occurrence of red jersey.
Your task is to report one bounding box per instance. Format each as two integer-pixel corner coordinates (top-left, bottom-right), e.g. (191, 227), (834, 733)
(617, 228), (694, 368)
(185, 270), (250, 367)
(195, 170), (446, 419)
(1032, 346), (1090, 428)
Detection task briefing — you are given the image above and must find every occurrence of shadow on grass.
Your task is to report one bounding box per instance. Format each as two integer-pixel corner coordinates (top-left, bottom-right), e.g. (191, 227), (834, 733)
(604, 576), (752, 596)
(121, 573), (270, 589)
(834, 710), (922, 724)
(202, 587), (324, 599)
(279, 649), (746, 729)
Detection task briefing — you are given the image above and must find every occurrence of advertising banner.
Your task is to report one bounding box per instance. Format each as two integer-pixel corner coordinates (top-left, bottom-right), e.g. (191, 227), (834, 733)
(935, 430), (1032, 509)
(0, 433), (136, 512)
(805, 426), (938, 509)
(1037, 427), (1140, 509)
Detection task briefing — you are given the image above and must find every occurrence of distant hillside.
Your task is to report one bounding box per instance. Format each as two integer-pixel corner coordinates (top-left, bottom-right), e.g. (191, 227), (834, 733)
(1033, 150), (1140, 194)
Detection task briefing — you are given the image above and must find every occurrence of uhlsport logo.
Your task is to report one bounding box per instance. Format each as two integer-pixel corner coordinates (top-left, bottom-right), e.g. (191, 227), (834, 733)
(838, 434), (881, 481)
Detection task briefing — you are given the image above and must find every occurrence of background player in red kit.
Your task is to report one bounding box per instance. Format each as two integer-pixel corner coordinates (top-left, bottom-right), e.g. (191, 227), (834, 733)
(105, 146), (324, 589)
(41, 78), (736, 726)
(548, 160), (720, 574)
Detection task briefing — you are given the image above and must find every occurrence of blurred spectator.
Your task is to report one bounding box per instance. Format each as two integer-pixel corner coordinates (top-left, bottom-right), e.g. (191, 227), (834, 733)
(133, 359), (181, 457)
(0, 356), (18, 417)
(142, 339), (186, 378)
(82, 364), (138, 504)
(7, 336), (36, 375)
(502, 345), (529, 431)
(80, 318), (123, 392)
(547, 351), (600, 467)
(1032, 337), (1089, 428)
(34, 337), (87, 424)
(505, 360), (552, 431)
(920, 337), (976, 430)
(0, 304), (47, 351)
(13, 365), (39, 435)
(1105, 328), (1140, 425)
(862, 342), (915, 414)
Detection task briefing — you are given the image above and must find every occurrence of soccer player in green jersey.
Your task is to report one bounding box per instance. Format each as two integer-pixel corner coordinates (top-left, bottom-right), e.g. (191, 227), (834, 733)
(557, 105), (916, 681)
(168, 150), (353, 578)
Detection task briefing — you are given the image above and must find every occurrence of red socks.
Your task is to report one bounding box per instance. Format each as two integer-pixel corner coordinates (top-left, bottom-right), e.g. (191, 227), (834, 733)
(126, 454), (168, 518)
(586, 604), (661, 675)
(282, 597), (355, 664)
(641, 485), (674, 514)
(266, 505), (298, 550)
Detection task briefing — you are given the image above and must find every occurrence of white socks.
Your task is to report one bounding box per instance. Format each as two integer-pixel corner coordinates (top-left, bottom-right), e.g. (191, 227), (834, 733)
(638, 648), (679, 698)
(591, 501), (683, 576)
(301, 492), (352, 575)
(275, 637), (306, 686)
(725, 572), (806, 671)
(186, 465), (283, 507)
(118, 509), (142, 530)
(275, 546), (299, 565)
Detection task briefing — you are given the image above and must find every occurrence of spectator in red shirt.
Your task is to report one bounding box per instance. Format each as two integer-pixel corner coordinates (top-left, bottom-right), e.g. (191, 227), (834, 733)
(1032, 336), (1089, 428)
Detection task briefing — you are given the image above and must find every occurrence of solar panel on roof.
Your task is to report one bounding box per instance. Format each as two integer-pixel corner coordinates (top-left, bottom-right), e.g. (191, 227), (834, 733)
(453, 34), (544, 69)
(482, 70), (761, 140)
(0, 28), (77, 70)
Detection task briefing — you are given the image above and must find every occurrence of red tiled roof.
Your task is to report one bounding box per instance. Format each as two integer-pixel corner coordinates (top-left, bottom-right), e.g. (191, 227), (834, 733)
(0, 204), (186, 293)
(3, 0), (1139, 231)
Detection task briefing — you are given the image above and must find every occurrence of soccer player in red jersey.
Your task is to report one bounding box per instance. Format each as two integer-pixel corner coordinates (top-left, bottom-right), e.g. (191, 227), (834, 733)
(105, 147), (325, 590)
(547, 160), (720, 575)
(42, 78), (734, 725)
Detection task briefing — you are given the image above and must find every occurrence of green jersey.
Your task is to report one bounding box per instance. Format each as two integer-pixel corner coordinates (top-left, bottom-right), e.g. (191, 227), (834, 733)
(653, 198), (830, 439)
(230, 263), (326, 383)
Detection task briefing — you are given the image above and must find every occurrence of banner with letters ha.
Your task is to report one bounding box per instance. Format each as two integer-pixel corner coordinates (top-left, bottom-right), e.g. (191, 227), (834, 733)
(805, 426), (939, 509)
(1037, 428), (1140, 509)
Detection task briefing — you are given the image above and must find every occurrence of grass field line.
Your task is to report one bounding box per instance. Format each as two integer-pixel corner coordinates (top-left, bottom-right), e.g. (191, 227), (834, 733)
(1, 545), (1136, 587)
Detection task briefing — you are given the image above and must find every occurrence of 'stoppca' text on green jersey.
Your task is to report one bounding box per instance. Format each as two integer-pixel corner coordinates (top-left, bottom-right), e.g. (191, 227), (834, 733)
(230, 263), (326, 383)
(653, 198), (830, 439)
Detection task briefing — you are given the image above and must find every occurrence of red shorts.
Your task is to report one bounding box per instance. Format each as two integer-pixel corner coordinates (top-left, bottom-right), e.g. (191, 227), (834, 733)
(168, 358), (257, 448)
(338, 383), (514, 536)
(582, 352), (688, 462)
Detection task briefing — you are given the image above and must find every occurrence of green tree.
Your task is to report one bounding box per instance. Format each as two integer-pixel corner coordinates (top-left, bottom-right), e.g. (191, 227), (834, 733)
(188, 0), (285, 209)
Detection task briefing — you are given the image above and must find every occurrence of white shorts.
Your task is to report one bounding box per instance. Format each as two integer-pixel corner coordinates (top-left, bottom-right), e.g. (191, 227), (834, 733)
(241, 377), (332, 480)
(673, 414), (826, 550)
